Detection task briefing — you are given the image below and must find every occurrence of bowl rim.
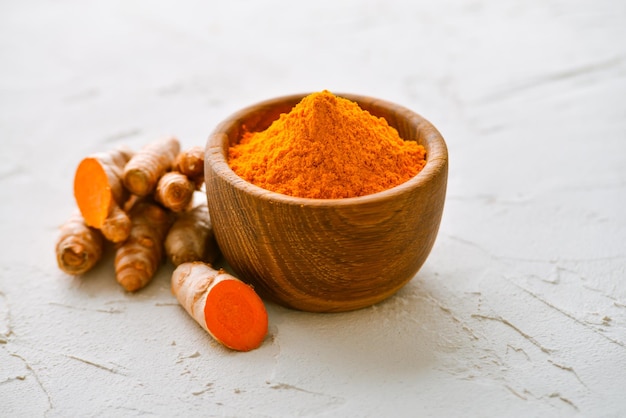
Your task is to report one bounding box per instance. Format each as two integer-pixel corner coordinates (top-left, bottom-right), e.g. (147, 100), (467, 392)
(206, 92), (448, 207)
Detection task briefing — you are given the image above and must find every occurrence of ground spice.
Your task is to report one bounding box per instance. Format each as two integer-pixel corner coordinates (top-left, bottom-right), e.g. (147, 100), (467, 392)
(228, 90), (427, 199)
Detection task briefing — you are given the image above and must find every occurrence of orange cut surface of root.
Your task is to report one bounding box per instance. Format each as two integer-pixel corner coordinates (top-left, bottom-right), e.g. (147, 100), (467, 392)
(74, 158), (112, 229)
(204, 279), (268, 352)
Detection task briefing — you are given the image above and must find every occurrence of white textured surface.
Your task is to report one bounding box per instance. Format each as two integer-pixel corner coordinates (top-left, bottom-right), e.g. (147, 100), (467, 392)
(1, 1), (626, 417)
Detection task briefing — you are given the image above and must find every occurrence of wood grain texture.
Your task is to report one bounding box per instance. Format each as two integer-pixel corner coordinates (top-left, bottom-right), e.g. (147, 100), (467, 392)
(205, 93), (448, 312)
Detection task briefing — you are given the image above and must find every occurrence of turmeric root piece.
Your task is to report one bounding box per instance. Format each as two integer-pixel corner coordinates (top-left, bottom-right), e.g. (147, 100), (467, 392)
(115, 202), (173, 292)
(175, 145), (205, 187)
(165, 202), (220, 266)
(100, 204), (131, 243)
(123, 137), (180, 197)
(74, 146), (134, 229)
(172, 262), (268, 352)
(122, 194), (141, 213)
(55, 212), (104, 275)
(155, 171), (195, 212)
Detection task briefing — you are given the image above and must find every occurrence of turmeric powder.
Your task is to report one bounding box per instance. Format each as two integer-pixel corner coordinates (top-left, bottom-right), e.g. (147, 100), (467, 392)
(228, 90), (426, 199)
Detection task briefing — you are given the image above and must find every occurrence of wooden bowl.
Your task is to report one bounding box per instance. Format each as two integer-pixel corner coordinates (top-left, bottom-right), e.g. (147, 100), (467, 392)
(205, 93), (448, 312)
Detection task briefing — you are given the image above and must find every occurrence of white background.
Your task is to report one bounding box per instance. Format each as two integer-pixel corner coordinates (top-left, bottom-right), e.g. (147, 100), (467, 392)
(1, 0), (625, 416)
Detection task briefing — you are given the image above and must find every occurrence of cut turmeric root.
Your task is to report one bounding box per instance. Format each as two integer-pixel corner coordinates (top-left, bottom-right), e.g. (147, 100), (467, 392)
(56, 212), (104, 275)
(155, 171), (195, 212)
(171, 262), (268, 352)
(123, 137), (180, 197)
(165, 201), (220, 266)
(175, 145), (205, 187)
(74, 146), (134, 229)
(115, 202), (173, 292)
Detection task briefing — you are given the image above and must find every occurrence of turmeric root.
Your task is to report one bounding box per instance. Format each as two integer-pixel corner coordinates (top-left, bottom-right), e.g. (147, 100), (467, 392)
(174, 145), (205, 187)
(165, 202), (220, 266)
(100, 205), (131, 243)
(115, 202), (173, 292)
(123, 137), (180, 197)
(154, 171), (195, 212)
(171, 262), (268, 352)
(56, 212), (104, 275)
(74, 146), (134, 229)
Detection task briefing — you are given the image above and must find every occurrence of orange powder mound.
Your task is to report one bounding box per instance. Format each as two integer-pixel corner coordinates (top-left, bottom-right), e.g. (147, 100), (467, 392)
(228, 90), (427, 199)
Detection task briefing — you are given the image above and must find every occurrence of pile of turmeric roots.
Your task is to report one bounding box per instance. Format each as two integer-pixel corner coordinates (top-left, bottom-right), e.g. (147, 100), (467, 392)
(55, 138), (219, 292)
(54, 138), (269, 352)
